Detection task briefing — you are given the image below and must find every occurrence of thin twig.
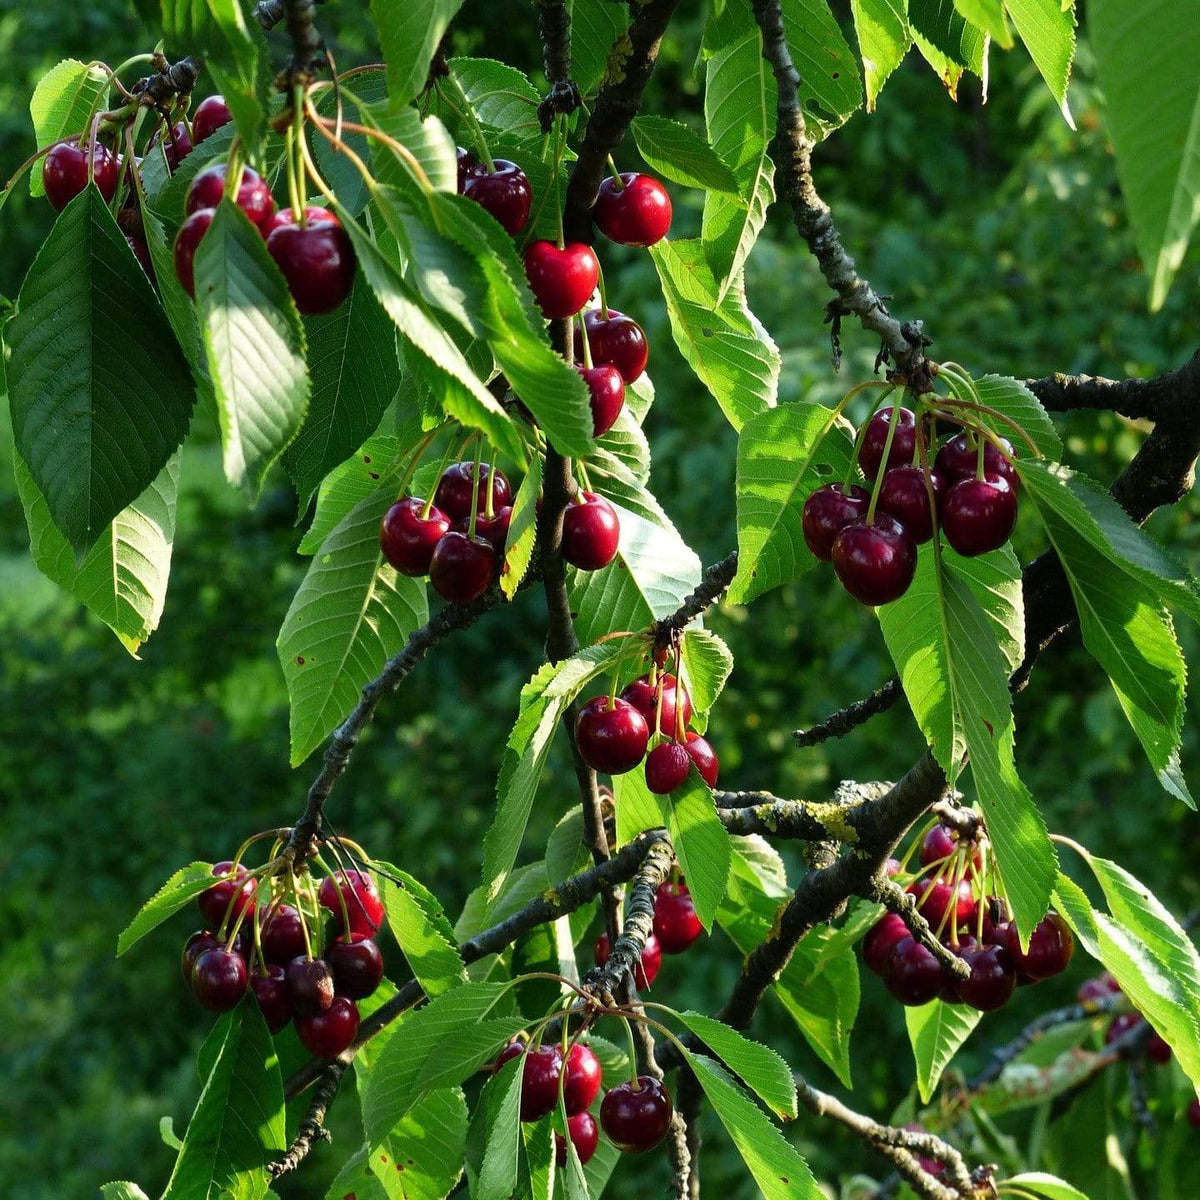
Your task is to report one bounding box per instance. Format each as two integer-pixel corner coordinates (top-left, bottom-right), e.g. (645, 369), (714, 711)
(793, 678), (902, 747)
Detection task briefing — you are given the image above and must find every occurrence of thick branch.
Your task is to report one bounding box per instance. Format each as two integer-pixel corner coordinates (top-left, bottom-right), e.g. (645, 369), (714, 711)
(1027, 349), (1200, 421)
(536, 0), (582, 131)
(872, 879), (970, 980)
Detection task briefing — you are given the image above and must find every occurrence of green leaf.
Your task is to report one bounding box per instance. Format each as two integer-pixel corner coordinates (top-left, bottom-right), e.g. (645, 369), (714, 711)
(680, 628), (734, 717)
(1092, 0), (1200, 308)
(195, 201), (308, 499)
(1006, 0), (1077, 119)
(779, 0), (865, 132)
(910, 0), (986, 72)
(374, 860), (467, 998)
(522, 1119), (555, 1200)
(954, 0), (1014, 47)
(672, 1012), (797, 1118)
(374, 0), (466, 109)
(417, 1016), (529, 1093)
(7, 187), (194, 553)
(162, 1001), (286, 1200)
(368, 1088), (469, 1200)
(448, 58), (541, 136)
(28, 60), (109, 197)
(728, 402), (855, 604)
(277, 483), (429, 766)
(100, 1185), (151, 1200)
(1001, 1174), (1090, 1200)
(283, 272), (401, 509)
(613, 768), (671, 848)
(966, 374), (1063, 459)
(298, 434), (403, 554)
(14, 449), (178, 654)
(649, 239), (779, 432)
(364, 102), (458, 195)
(571, 0), (630, 94)
(668, 773), (733, 930)
(851, 0), (913, 109)
(147, 120), (237, 216)
(117, 861), (214, 956)
(686, 1054), (821, 1200)
(501, 450), (541, 600)
(474, 1057), (525, 1200)
(630, 116), (740, 193)
(904, 1000), (982, 1103)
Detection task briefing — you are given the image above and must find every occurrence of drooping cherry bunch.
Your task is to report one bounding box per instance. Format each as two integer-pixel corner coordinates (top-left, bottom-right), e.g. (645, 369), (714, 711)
(1079, 971), (1175, 1065)
(592, 875), (706, 991)
(862, 818), (1074, 1010)
(181, 843), (387, 1058)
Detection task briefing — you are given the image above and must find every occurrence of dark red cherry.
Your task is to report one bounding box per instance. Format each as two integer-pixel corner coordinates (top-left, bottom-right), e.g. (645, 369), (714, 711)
(1148, 1029), (1172, 1064)
(251, 964), (293, 1033)
(575, 696), (649, 775)
(434, 462), (511, 521)
(882, 935), (947, 1006)
(859, 407), (917, 479)
(182, 930), (220, 982)
(1005, 913), (1074, 980)
(556, 1111), (599, 1166)
(520, 1045), (564, 1122)
(261, 904), (308, 965)
(979, 897), (1012, 946)
(683, 732), (719, 787)
(1077, 973), (1121, 1007)
(594, 932), (661, 989)
(831, 514), (917, 606)
(575, 309), (648, 384)
(653, 882), (703, 954)
(1105, 1012), (1143, 1047)
(578, 364), (626, 437)
(494, 1040), (525, 1074)
(907, 877), (976, 928)
(285, 956), (335, 1016)
(191, 947), (249, 1011)
(620, 674), (693, 738)
(563, 1043), (603, 1115)
(459, 507), (512, 556)
(956, 942), (1016, 1011)
(148, 120), (192, 170)
(380, 497), (451, 576)
(463, 158), (532, 235)
(267, 219), (356, 315)
(185, 163), (275, 232)
(126, 232), (153, 278)
(326, 934), (384, 1000)
(429, 531), (496, 602)
(645, 741), (691, 794)
(523, 240), (600, 319)
(455, 146), (476, 192)
(594, 173), (672, 247)
(878, 465), (944, 544)
(942, 475), (1017, 557)
(318, 869), (385, 938)
(919, 823), (981, 869)
(296, 995), (360, 1057)
(801, 483), (870, 562)
(562, 492), (620, 571)
(600, 1076), (673, 1153)
(935, 432), (1019, 492)
(191, 94), (234, 145)
(198, 861), (257, 928)
(264, 205), (338, 236)
(173, 208), (215, 298)
(863, 913), (910, 975)
(43, 140), (120, 210)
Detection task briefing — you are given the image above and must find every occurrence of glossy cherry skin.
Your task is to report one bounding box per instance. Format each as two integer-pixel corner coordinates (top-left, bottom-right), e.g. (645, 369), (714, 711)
(148, 120), (192, 170)
(251, 964), (293, 1033)
(198, 861), (257, 928)
(192, 94), (234, 144)
(620, 674), (693, 738)
(186, 163), (275, 232)
(191, 947), (249, 1011)
(562, 492), (620, 571)
(327, 934), (385, 1000)
(801, 484), (870, 562)
(263, 206), (339, 236)
(942, 475), (1017, 557)
(267, 219), (356, 315)
(463, 159), (532, 235)
(458, 507), (513, 557)
(645, 741), (691, 794)
(575, 309), (648, 384)
(907, 877), (976, 928)
(380, 497), (451, 576)
(979, 897), (1012, 946)
(878, 465), (944, 544)
(863, 913), (911, 975)
(434, 462), (511, 521)
(575, 696), (649, 775)
(173, 208), (215, 298)
(261, 904), (308, 965)
(430, 531), (496, 602)
(296, 995), (360, 1057)
(524, 240), (600, 319)
(594, 173), (672, 247)
(182, 930), (221, 982)
(318, 869), (385, 938)
(955, 942), (1016, 1011)
(601, 1076), (673, 1153)
(859, 407), (917, 479)
(653, 882), (703, 954)
(831, 515), (917, 606)
(286, 956), (335, 1016)
(883, 936), (947, 1006)
(578, 364), (626, 437)
(920, 823), (981, 870)
(556, 1111), (599, 1166)
(517, 1045), (564, 1122)
(43, 140), (120, 210)
(563, 1043), (603, 1115)
(683, 732), (719, 788)
(936, 433), (1019, 492)
(1005, 912), (1074, 980)
(595, 932), (661, 989)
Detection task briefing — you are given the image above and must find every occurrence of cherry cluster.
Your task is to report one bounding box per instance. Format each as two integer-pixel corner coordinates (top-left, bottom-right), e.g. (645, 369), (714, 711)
(181, 859), (387, 1057)
(803, 403), (1022, 606)
(575, 668), (719, 796)
(494, 1037), (674, 1163)
(862, 822), (1074, 1010)
(593, 878), (706, 991)
(1078, 971), (1174, 1064)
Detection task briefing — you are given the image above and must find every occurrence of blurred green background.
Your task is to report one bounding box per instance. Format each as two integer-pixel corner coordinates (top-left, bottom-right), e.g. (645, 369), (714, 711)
(1, 1), (1198, 1197)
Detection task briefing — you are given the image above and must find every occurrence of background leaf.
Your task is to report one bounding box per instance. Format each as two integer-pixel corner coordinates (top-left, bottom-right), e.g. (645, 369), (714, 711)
(1006, 0), (1077, 121)
(374, 860), (467, 998)
(851, 0), (913, 109)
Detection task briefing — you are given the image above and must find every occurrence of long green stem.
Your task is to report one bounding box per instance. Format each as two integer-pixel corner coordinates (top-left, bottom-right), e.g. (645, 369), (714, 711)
(437, 74), (495, 173)
(865, 398), (904, 523)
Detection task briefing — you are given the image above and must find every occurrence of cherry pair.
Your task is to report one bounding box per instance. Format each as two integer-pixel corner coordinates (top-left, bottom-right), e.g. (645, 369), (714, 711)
(573, 309), (650, 437)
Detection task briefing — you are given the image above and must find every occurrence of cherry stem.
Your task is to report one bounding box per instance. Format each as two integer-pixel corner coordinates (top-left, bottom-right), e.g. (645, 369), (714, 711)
(672, 641), (684, 743)
(467, 447), (482, 540)
(395, 422), (449, 501)
(865, 397), (904, 523)
(841, 384), (895, 491)
(485, 447), (498, 520)
(564, 313), (576, 368)
(596, 259), (610, 318)
(438, 73), (495, 173)
(619, 1015), (641, 1085)
(579, 315), (594, 369)
(553, 113), (566, 250)
(289, 84), (307, 223)
(605, 155), (624, 189)
(318, 847), (356, 939)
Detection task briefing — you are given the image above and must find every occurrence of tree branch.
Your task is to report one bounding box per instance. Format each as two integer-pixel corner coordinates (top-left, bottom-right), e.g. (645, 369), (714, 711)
(793, 677), (903, 747)
(1027, 348), (1200, 421)
(535, 0), (582, 131)
(653, 551), (740, 647)
(872, 879), (970, 980)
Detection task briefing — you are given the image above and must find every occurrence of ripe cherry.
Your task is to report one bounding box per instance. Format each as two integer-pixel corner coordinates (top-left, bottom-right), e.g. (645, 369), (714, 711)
(620, 674), (692, 736)
(683, 732), (719, 787)
(173, 208), (215, 297)
(594, 173), (672, 247)
(578, 364), (626, 437)
(831, 515), (917, 606)
(326, 934), (385, 1000)
(936, 432), (1019, 492)
(455, 146), (475, 192)
(286, 956), (335, 1016)
(182, 930), (220, 982)
(126, 232), (153, 278)
(267, 217), (356, 315)
(148, 120), (192, 171)
(919, 823), (981, 869)
(575, 696), (649, 775)
(434, 462), (511, 521)
(523, 240), (600, 319)
(563, 1043), (603, 1115)
(251, 964), (293, 1033)
(264, 206), (336, 235)
(653, 882), (703, 954)
(1077, 973), (1121, 1007)
(1004, 912), (1074, 980)
(380, 497), (451, 576)
(878, 465), (944, 544)
(907, 877), (976, 927)
(462, 159), (532, 235)
(261, 904), (308, 965)
(601, 1076), (673, 1154)
(942, 475), (1017, 557)
(955, 942), (1016, 1011)
(1105, 1012), (1143, 1047)
(556, 1111), (599, 1166)
(185, 163), (275, 232)
(863, 913), (910, 975)
(296, 995), (360, 1057)
(1148, 1029), (1172, 1064)
(645, 741), (691, 794)
(859, 407), (917, 479)
(318, 869), (385, 938)
(801, 484), (869, 562)
(43, 140), (120, 210)
(562, 492), (620, 571)
(191, 947), (249, 1011)
(883, 936), (947, 1006)
(575, 309), (648, 384)
(595, 932), (661, 989)
(191, 95), (234, 145)
(198, 861), (257, 928)
(979, 897), (1012, 946)
(461, 507), (513, 557)
(430, 531), (496, 602)
(518, 1045), (564, 1122)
